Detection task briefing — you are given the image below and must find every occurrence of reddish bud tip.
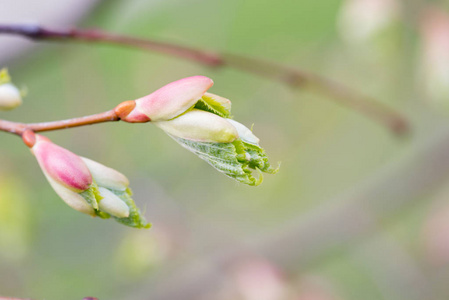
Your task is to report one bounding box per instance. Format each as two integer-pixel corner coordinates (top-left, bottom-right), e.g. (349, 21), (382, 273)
(32, 136), (92, 192)
(22, 129), (36, 148)
(135, 76), (214, 121)
(115, 100), (151, 123)
(114, 100), (136, 119)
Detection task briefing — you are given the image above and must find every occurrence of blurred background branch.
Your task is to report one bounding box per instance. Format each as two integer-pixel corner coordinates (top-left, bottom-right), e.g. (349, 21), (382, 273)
(0, 24), (409, 136)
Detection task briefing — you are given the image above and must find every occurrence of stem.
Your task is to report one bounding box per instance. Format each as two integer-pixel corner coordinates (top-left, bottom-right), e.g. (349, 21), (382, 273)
(0, 24), (409, 136)
(0, 110), (119, 136)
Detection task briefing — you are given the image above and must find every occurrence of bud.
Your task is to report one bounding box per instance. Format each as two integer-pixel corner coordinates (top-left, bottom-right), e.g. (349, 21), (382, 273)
(0, 68), (23, 111)
(32, 135), (92, 192)
(30, 134), (149, 228)
(31, 135), (95, 216)
(118, 76), (278, 186)
(152, 85), (278, 185)
(97, 187), (130, 218)
(81, 157), (129, 191)
(155, 109), (238, 143)
(121, 76), (214, 122)
(81, 157), (132, 220)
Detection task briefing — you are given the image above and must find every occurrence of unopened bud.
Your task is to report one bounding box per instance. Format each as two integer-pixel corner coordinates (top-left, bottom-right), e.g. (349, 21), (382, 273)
(121, 76), (214, 122)
(29, 135), (149, 227)
(155, 109), (238, 143)
(45, 174), (96, 216)
(32, 136), (92, 192)
(98, 187), (130, 218)
(81, 157), (129, 191)
(31, 135), (95, 216)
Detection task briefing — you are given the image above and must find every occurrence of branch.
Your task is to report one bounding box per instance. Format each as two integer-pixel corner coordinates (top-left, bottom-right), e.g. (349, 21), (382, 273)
(0, 109), (119, 136)
(0, 24), (409, 136)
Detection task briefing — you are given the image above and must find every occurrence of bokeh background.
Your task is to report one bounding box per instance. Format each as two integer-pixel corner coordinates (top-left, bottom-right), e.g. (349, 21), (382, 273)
(2, 0), (449, 299)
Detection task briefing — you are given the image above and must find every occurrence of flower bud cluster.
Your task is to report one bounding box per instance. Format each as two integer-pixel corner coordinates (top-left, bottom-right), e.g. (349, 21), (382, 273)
(117, 76), (278, 185)
(27, 132), (149, 228)
(16, 75), (277, 228)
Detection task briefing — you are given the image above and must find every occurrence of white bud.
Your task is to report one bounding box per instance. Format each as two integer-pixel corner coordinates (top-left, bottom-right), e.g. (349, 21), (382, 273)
(98, 187), (130, 218)
(155, 109), (238, 143)
(0, 83), (22, 111)
(45, 174), (96, 216)
(227, 119), (260, 145)
(81, 157), (129, 191)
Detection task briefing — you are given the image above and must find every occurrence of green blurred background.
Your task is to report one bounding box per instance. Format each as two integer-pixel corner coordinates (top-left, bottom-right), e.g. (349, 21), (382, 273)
(2, 0), (449, 299)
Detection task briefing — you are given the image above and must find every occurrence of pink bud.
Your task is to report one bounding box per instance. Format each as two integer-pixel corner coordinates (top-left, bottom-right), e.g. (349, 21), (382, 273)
(123, 76), (214, 122)
(32, 135), (92, 192)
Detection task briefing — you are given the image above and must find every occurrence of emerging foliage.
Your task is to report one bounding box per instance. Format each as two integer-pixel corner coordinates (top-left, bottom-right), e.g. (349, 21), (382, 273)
(167, 93), (278, 186)
(81, 182), (150, 229)
(171, 136), (278, 186)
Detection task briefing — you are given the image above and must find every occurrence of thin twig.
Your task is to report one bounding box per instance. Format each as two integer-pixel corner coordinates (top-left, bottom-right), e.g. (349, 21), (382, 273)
(0, 109), (119, 136)
(0, 24), (409, 135)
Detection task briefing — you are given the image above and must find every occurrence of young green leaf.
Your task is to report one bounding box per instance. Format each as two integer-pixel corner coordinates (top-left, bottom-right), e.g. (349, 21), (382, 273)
(169, 135), (278, 186)
(109, 188), (151, 229)
(194, 93), (231, 118)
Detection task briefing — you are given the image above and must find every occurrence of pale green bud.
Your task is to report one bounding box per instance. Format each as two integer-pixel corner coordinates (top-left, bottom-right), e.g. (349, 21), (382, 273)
(81, 157), (129, 191)
(155, 109), (238, 143)
(98, 187), (130, 218)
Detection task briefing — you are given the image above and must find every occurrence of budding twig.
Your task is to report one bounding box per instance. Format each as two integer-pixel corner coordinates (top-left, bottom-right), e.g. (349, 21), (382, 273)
(0, 24), (409, 135)
(0, 109), (119, 137)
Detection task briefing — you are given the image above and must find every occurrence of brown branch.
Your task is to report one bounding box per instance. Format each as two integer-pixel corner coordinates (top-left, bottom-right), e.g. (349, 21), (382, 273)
(0, 109), (119, 136)
(0, 24), (410, 136)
